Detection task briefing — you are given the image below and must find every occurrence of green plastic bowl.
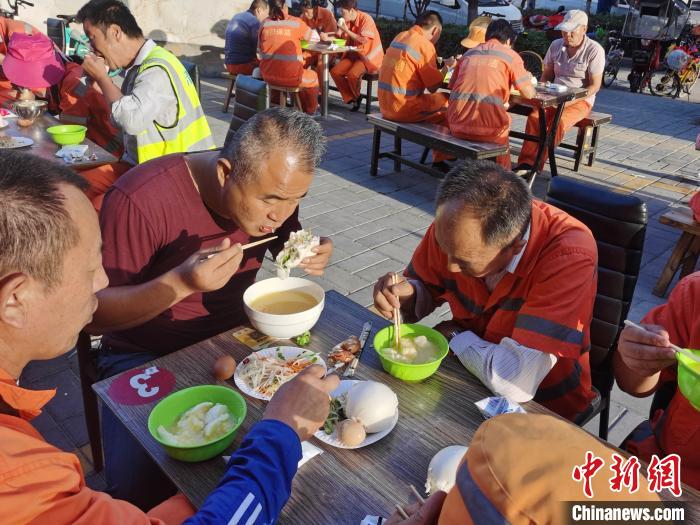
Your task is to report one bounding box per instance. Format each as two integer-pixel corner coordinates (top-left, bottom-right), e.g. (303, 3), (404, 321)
(334, 38), (347, 46)
(46, 124), (87, 146)
(301, 39), (309, 49)
(373, 324), (449, 382)
(148, 385), (247, 462)
(677, 349), (700, 411)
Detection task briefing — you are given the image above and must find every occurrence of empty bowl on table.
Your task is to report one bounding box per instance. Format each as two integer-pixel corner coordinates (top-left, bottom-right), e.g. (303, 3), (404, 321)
(373, 323), (449, 382)
(677, 349), (700, 411)
(243, 277), (325, 339)
(148, 385), (247, 462)
(11, 100), (47, 126)
(46, 124), (87, 146)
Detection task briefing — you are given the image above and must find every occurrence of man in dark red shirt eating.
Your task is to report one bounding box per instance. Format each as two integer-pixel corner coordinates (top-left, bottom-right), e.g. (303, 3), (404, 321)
(88, 107), (332, 509)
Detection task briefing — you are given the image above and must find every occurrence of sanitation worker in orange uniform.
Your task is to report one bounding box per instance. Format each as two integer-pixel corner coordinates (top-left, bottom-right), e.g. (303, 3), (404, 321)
(616, 272), (700, 491)
(329, 0), (383, 111)
(378, 11), (454, 124)
(258, 0), (319, 114)
(447, 20), (535, 170)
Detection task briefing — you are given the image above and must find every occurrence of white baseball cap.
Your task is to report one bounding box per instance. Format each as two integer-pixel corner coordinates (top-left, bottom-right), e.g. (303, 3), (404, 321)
(555, 10), (588, 32)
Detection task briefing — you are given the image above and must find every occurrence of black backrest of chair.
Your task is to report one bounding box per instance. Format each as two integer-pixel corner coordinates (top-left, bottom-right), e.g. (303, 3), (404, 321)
(181, 60), (201, 97)
(46, 18), (67, 53)
(223, 75), (269, 150)
(545, 177), (647, 387)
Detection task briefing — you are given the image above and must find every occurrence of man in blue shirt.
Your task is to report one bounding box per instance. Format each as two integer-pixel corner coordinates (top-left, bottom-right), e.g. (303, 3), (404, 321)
(225, 0), (269, 76)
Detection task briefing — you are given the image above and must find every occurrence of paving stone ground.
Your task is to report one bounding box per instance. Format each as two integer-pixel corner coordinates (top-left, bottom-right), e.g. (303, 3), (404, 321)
(21, 73), (699, 489)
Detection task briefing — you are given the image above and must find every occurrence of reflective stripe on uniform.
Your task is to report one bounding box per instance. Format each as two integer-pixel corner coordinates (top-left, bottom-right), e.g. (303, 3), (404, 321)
(464, 48), (513, 63)
(264, 19), (301, 28)
(377, 81), (422, 96)
(389, 41), (420, 61)
(260, 53), (303, 62)
(449, 91), (504, 106)
(514, 313), (584, 345)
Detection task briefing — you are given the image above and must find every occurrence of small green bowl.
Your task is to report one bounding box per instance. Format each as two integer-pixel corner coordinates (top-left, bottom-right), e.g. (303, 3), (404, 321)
(46, 124), (87, 146)
(677, 349), (700, 411)
(334, 38), (347, 47)
(148, 385), (247, 462)
(301, 39), (309, 49)
(373, 323), (449, 382)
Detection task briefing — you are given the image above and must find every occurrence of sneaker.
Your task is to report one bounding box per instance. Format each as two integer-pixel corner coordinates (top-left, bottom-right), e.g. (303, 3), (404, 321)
(512, 163), (534, 177)
(350, 98), (363, 112)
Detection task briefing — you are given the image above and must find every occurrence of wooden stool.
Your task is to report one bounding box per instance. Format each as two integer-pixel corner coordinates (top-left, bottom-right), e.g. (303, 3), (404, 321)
(266, 85), (304, 112)
(221, 72), (237, 113)
(360, 72), (379, 115)
(653, 207), (700, 297)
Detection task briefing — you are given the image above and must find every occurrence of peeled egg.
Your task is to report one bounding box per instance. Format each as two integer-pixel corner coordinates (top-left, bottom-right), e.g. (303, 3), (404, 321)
(213, 355), (237, 380)
(337, 419), (366, 447)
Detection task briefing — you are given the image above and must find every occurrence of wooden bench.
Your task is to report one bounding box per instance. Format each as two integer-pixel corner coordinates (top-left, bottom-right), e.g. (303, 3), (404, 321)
(221, 71), (236, 113)
(329, 72), (379, 114)
(653, 207), (700, 297)
(559, 111), (612, 171)
(368, 114), (507, 178)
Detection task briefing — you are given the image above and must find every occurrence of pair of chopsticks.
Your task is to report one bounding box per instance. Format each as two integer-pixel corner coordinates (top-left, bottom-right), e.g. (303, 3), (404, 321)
(623, 320), (700, 365)
(198, 236), (277, 262)
(391, 273), (402, 349)
(395, 485), (425, 519)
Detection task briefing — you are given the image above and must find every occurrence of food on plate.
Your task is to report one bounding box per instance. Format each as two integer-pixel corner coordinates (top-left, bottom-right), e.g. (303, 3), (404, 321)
(213, 355), (237, 380)
(336, 419), (366, 447)
(249, 289), (318, 315)
(157, 401), (237, 446)
(345, 381), (398, 433)
(274, 229), (320, 279)
(237, 349), (320, 397)
(380, 335), (441, 364)
(425, 445), (469, 494)
(329, 335), (361, 364)
(323, 397), (345, 435)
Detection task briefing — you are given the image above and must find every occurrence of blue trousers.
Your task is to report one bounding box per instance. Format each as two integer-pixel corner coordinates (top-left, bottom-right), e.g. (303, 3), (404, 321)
(97, 348), (177, 511)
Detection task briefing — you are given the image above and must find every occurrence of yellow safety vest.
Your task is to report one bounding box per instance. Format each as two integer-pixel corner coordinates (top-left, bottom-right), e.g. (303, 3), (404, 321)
(135, 46), (215, 163)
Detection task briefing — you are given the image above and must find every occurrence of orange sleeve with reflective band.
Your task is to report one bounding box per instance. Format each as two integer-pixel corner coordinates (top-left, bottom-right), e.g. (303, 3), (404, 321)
(509, 52), (533, 92)
(416, 39), (443, 90)
(511, 246), (597, 359)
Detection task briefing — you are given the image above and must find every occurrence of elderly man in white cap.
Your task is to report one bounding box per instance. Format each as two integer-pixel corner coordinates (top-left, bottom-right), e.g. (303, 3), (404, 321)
(514, 10), (604, 175)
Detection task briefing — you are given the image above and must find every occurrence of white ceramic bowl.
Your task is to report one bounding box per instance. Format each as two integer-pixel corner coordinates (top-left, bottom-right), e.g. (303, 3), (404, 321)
(243, 277), (325, 338)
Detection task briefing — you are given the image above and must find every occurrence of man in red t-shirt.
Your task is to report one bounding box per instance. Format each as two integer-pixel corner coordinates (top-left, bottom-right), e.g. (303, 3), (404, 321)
(616, 272), (700, 490)
(89, 107), (333, 509)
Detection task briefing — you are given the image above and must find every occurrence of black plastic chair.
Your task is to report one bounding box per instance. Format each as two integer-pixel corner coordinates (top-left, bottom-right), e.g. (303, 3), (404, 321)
(45, 18), (67, 53)
(222, 75), (269, 150)
(545, 177), (647, 440)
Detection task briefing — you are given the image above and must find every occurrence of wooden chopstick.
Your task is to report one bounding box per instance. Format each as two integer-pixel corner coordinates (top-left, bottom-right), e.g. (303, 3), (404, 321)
(392, 273), (402, 349)
(198, 236), (278, 262)
(623, 320), (700, 365)
(409, 484), (425, 504)
(394, 504), (409, 520)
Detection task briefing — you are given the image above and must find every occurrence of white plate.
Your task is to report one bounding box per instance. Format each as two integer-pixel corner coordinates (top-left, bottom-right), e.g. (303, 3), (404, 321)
(0, 136), (33, 149)
(234, 346), (326, 401)
(314, 380), (399, 449)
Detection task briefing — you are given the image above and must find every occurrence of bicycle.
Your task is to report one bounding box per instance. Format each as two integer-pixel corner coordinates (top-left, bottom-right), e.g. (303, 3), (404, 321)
(519, 50), (544, 79)
(603, 31), (624, 88)
(649, 44), (700, 98)
(0, 0), (33, 19)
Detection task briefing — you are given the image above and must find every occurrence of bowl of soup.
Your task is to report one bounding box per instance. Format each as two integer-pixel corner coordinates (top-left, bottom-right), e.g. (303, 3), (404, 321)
(373, 324), (449, 381)
(243, 277), (325, 338)
(677, 349), (700, 411)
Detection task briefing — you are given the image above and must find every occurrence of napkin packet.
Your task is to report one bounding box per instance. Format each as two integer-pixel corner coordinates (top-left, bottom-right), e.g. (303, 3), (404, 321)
(56, 145), (89, 163)
(475, 396), (526, 420)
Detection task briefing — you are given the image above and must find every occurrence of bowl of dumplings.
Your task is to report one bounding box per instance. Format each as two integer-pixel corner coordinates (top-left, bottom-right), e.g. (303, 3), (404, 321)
(148, 385), (247, 462)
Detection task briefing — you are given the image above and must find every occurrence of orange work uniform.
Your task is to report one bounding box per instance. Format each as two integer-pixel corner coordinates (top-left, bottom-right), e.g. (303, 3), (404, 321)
(622, 273), (700, 490)
(330, 11), (383, 103)
(0, 17), (37, 103)
(406, 200), (597, 421)
(301, 7), (337, 70)
(226, 62), (257, 76)
(378, 25), (447, 123)
(259, 14), (319, 115)
(447, 39), (533, 169)
(0, 368), (195, 524)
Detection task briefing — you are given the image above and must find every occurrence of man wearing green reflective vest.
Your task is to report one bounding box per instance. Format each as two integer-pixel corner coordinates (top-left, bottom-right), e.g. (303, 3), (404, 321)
(77, 0), (215, 210)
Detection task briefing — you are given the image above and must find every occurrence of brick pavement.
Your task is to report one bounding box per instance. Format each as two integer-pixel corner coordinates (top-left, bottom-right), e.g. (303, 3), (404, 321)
(19, 75), (699, 489)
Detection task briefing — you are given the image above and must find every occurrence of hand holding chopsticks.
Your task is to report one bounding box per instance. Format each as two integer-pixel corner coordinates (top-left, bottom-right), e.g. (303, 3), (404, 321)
(623, 320), (700, 365)
(387, 485), (446, 525)
(198, 236), (278, 262)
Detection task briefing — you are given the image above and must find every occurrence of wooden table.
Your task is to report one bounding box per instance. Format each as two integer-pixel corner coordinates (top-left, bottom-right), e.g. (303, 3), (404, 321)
(0, 113), (117, 170)
(653, 206), (700, 297)
(507, 86), (588, 181)
(304, 42), (350, 118)
(93, 290), (700, 522)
